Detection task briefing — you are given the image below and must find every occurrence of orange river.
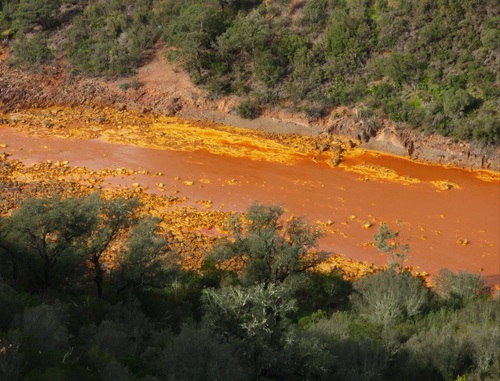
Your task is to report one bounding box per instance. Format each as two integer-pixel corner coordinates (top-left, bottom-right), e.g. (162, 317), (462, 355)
(1, 124), (499, 286)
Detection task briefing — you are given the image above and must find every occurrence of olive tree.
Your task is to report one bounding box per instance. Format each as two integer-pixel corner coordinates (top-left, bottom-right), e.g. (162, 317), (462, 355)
(207, 202), (325, 286)
(202, 283), (297, 378)
(1, 196), (94, 293)
(115, 217), (180, 295)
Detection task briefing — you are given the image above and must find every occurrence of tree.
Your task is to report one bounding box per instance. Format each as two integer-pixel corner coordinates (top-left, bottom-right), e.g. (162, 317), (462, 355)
(166, 1), (226, 82)
(216, 9), (271, 60)
(0, 194), (175, 298)
(373, 223), (410, 271)
(202, 283), (298, 378)
(207, 202), (325, 286)
(2, 196), (93, 294)
(203, 283), (297, 340)
(115, 217), (179, 295)
(158, 324), (251, 381)
(77, 194), (140, 299)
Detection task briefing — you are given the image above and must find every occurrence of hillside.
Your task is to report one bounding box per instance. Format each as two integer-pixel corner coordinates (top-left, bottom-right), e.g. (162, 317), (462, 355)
(0, 0), (499, 168)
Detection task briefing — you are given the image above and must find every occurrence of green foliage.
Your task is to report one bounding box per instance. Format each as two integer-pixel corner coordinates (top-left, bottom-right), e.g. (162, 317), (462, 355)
(22, 303), (69, 352)
(12, 0), (61, 32)
(66, 0), (162, 76)
(1, 195), (92, 292)
(0, 281), (29, 330)
(3, 0), (498, 144)
(9, 33), (54, 70)
(203, 283), (297, 339)
(202, 284), (312, 379)
(235, 98), (261, 119)
(292, 271), (353, 315)
(208, 202), (325, 286)
(333, 338), (389, 381)
(115, 217), (180, 294)
(76, 194), (140, 299)
(0, 195), (498, 380)
(351, 270), (429, 326)
(0, 193), (178, 299)
(404, 323), (467, 381)
(435, 269), (491, 307)
(471, 104), (500, 146)
(254, 50), (284, 87)
(442, 88), (477, 117)
(373, 223), (410, 271)
(164, 1), (226, 82)
(158, 324), (251, 381)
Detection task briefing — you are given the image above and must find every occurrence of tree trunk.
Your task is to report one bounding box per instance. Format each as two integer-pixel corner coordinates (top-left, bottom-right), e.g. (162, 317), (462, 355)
(94, 263), (104, 299)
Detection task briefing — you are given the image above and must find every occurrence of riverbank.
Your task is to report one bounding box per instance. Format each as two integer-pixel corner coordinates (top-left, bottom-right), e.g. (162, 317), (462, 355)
(1, 48), (499, 171)
(1, 105), (498, 286)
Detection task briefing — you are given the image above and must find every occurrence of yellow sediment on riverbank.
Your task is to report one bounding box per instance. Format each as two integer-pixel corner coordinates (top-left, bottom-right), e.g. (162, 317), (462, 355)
(0, 152), (382, 278)
(1, 105), (479, 189)
(339, 162), (421, 185)
(1, 105), (497, 282)
(1, 106), (322, 163)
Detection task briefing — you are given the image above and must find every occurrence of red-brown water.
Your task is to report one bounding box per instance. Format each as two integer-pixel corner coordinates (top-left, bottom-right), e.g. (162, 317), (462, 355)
(1, 127), (499, 285)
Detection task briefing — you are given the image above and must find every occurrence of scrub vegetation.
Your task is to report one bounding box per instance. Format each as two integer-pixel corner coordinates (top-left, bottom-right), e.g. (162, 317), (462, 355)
(0, 0), (498, 145)
(0, 195), (498, 381)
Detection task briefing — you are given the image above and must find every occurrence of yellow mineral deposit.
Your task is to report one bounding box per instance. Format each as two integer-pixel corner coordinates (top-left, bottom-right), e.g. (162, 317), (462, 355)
(341, 162), (421, 185)
(431, 180), (460, 191)
(0, 105), (498, 283)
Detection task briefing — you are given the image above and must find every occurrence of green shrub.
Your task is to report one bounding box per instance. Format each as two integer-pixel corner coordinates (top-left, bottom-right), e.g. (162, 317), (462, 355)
(158, 325), (251, 381)
(12, 0), (61, 32)
(333, 338), (389, 381)
(404, 323), (467, 381)
(435, 269), (490, 307)
(23, 303), (69, 352)
(442, 88), (477, 117)
(208, 202), (324, 286)
(235, 98), (261, 119)
(351, 270), (429, 326)
(292, 271), (353, 315)
(465, 323), (500, 379)
(66, 0), (161, 76)
(10, 33), (54, 70)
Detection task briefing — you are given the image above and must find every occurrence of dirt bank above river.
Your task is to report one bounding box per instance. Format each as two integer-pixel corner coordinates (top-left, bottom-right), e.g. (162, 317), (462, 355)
(1, 48), (498, 171)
